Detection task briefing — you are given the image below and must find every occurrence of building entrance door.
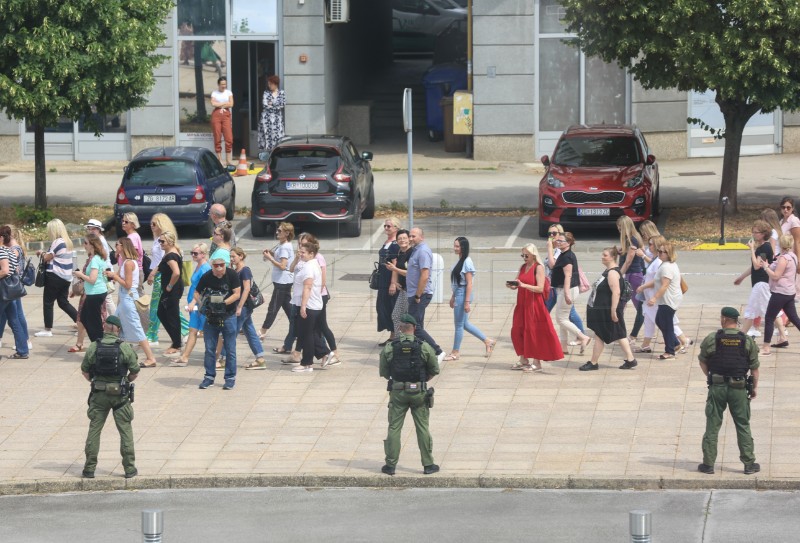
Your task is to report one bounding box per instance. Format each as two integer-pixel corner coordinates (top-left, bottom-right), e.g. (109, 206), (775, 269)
(230, 41), (277, 158)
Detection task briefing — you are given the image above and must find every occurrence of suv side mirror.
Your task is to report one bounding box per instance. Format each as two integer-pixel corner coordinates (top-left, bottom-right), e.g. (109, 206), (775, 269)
(362, 151), (373, 161)
(541, 155), (550, 167)
(646, 154), (656, 165)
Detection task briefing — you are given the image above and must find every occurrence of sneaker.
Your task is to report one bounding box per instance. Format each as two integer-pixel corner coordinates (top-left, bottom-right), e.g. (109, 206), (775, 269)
(381, 464), (396, 476)
(511, 362), (528, 370)
(326, 355), (341, 367)
(322, 352), (335, 368)
(423, 464), (440, 475)
(27, 341), (33, 350)
(291, 365), (313, 373)
(222, 379), (235, 390)
(436, 352), (445, 364)
(579, 362), (599, 371)
(34, 330), (53, 337)
(619, 359), (638, 370)
(747, 329), (762, 337)
(148, 340), (159, 347)
(744, 463), (761, 475)
(124, 468), (138, 479)
(6, 353), (29, 360)
(697, 463), (715, 474)
(198, 377), (215, 389)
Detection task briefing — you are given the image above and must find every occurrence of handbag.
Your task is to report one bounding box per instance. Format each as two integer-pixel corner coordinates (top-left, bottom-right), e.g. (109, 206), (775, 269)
(35, 257), (46, 288)
(21, 257), (36, 287)
(680, 276), (689, 294)
(369, 262), (380, 290)
(0, 274), (26, 301)
(70, 277), (85, 298)
(247, 280), (265, 309)
(180, 260), (193, 287)
(578, 268), (591, 294)
(142, 252), (152, 279)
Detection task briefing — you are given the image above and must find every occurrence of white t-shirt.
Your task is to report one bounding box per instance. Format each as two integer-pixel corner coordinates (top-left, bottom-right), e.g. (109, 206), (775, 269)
(655, 261), (683, 310)
(292, 259), (323, 310)
(211, 89), (233, 112)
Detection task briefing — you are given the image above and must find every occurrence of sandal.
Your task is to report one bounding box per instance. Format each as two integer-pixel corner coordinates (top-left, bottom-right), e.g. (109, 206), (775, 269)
(140, 360), (157, 368)
(580, 336), (592, 355)
(484, 339), (496, 358)
(258, 330), (268, 340)
(658, 353), (675, 360)
(168, 359), (188, 367)
(511, 362), (532, 371)
(633, 346), (652, 353)
(68, 344), (84, 353)
(272, 347), (290, 354)
(443, 353), (460, 361)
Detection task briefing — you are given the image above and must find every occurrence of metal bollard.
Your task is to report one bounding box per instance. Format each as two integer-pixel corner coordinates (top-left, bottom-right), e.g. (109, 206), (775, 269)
(142, 509), (164, 543)
(629, 510), (652, 542)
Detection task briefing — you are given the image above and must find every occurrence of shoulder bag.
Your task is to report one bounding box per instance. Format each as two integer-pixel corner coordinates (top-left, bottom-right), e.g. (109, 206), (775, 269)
(21, 257), (36, 286)
(0, 273), (26, 301)
(34, 257), (47, 287)
(578, 267), (591, 294)
(247, 280), (265, 309)
(369, 262), (380, 290)
(680, 276), (688, 294)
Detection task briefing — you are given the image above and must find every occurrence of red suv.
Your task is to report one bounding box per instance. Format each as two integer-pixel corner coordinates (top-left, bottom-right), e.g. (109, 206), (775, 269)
(537, 125), (660, 237)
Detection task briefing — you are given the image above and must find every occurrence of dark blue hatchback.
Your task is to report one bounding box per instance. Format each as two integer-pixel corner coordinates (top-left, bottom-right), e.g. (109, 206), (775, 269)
(114, 147), (236, 237)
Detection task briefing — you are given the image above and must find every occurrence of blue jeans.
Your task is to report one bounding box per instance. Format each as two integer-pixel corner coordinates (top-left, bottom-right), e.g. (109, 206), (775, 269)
(0, 299), (29, 356)
(0, 298), (29, 345)
(545, 287), (585, 333)
(222, 305), (264, 358)
(283, 304), (298, 352)
(407, 293), (441, 354)
(655, 305), (679, 355)
(203, 314), (238, 382)
(452, 287), (486, 351)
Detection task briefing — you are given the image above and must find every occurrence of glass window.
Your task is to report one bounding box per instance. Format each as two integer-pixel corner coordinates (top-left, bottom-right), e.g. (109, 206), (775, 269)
(231, 0), (278, 35)
(584, 57), (626, 126)
(553, 137), (641, 167)
(25, 117), (73, 133)
(540, 0), (568, 34)
(179, 40), (226, 134)
(177, 0), (226, 36)
(270, 148), (340, 172)
(538, 38), (580, 132)
(126, 160), (197, 186)
(78, 111), (127, 134)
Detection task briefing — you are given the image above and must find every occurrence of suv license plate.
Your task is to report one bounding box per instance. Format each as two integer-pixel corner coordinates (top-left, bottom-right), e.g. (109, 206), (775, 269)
(577, 208), (610, 216)
(286, 181), (318, 191)
(143, 194), (176, 203)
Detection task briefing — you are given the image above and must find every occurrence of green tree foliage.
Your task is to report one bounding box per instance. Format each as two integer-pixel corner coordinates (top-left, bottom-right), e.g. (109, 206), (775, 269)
(0, 0), (174, 208)
(560, 0), (800, 211)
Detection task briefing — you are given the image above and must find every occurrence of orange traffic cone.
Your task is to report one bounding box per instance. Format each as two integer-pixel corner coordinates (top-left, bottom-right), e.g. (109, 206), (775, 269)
(234, 149), (248, 177)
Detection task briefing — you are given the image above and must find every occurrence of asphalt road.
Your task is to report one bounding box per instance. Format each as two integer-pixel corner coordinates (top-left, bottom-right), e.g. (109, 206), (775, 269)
(1, 487), (798, 542)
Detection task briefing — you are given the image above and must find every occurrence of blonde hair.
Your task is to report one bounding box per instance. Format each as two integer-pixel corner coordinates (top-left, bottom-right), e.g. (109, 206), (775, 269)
(85, 232), (107, 261)
(46, 219), (73, 251)
(521, 243), (541, 265)
(5, 224), (26, 257)
(160, 230), (181, 254)
(192, 242), (209, 256)
(385, 216), (401, 229)
(547, 223), (564, 235)
(122, 212), (140, 229)
(659, 240), (677, 263)
(760, 208), (781, 235)
(151, 213), (177, 237)
(638, 220), (660, 243)
(230, 246), (247, 260)
(617, 215), (643, 252)
(277, 222), (295, 241)
(779, 233), (794, 252)
(751, 219), (772, 240)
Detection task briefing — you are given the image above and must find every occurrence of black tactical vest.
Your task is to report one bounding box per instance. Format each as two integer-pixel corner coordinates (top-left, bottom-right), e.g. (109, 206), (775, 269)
(93, 339), (126, 377)
(390, 338), (425, 382)
(708, 330), (749, 378)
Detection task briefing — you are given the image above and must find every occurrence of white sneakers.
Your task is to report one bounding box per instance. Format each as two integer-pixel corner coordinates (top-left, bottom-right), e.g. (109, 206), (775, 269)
(34, 330), (53, 337)
(291, 365), (313, 373)
(437, 352), (445, 364)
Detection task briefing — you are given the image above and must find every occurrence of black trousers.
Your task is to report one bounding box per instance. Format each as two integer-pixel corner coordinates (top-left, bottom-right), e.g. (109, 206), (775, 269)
(81, 293), (107, 342)
(157, 288), (183, 349)
(318, 294), (336, 350)
(262, 282), (292, 330)
(295, 308), (329, 366)
(43, 273), (78, 328)
(764, 292), (800, 343)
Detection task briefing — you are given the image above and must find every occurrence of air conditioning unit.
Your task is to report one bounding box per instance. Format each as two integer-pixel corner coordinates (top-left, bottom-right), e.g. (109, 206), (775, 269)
(327, 0), (350, 23)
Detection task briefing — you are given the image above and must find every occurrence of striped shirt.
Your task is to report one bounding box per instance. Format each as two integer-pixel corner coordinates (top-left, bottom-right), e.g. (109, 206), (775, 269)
(2, 245), (22, 275)
(46, 238), (74, 281)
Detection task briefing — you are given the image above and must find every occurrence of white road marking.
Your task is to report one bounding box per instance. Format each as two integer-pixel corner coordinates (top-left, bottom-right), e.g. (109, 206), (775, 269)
(504, 215), (530, 248)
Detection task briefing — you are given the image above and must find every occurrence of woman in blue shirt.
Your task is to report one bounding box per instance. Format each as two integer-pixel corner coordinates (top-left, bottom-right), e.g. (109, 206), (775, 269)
(73, 233), (109, 342)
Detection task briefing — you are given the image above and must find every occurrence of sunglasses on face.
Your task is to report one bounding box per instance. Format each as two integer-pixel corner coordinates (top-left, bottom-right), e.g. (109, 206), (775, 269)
(190, 251), (202, 256)
(548, 232), (558, 236)
(158, 239), (166, 244)
(384, 225), (393, 229)
(520, 254), (530, 259)
(782, 205), (793, 210)
(212, 263), (225, 268)
(122, 220), (130, 224)
(658, 249), (667, 254)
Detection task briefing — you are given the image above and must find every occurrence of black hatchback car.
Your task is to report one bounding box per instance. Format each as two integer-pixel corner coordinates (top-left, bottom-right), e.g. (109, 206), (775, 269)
(250, 135), (375, 237)
(114, 147), (235, 237)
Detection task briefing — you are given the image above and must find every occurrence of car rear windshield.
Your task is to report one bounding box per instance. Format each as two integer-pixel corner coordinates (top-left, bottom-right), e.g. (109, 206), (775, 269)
(270, 148), (340, 172)
(553, 136), (641, 167)
(125, 159), (197, 186)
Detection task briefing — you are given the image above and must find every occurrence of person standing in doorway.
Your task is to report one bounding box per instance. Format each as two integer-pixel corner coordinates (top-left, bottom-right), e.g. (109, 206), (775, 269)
(210, 76), (234, 166)
(258, 75), (285, 155)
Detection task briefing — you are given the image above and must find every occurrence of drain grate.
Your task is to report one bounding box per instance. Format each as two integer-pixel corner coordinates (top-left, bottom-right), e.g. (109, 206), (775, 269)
(340, 273), (372, 281)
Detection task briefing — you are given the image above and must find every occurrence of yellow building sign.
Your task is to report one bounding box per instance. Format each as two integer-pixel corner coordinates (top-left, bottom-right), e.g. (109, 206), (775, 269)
(453, 91), (473, 135)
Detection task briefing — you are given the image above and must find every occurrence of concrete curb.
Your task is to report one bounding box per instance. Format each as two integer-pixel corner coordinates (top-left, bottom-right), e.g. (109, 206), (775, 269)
(1, 474), (797, 496)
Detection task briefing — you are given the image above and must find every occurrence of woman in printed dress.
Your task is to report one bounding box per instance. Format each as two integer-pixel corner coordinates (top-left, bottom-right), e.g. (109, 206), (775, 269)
(258, 75), (285, 154)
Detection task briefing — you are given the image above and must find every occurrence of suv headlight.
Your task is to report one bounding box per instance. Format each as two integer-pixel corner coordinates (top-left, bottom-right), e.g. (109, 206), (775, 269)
(623, 173), (643, 188)
(546, 172), (565, 188)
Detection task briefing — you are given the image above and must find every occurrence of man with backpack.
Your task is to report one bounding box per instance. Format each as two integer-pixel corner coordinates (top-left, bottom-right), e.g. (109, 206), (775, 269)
(81, 315), (140, 478)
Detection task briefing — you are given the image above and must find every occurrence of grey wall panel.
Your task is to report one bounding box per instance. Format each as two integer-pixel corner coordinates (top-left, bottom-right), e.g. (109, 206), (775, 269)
(632, 83), (687, 103)
(474, 45), (535, 75)
(283, 46), (325, 75)
(475, 104), (535, 134)
(130, 107), (176, 136)
(474, 75), (534, 105)
(286, 104), (327, 135)
(473, 0), (534, 16)
(784, 111), (800, 126)
(633, 101), (689, 132)
(145, 76), (174, 107)
(284, 75), (327, 105)
(473, 15), (533, 46)
(284, 0), (324, 16)
(284, 16), (325, 46)
(0, 114), (19, 136)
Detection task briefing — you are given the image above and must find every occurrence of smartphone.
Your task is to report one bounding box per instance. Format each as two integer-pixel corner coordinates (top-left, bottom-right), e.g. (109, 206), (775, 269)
(506, 280), (519, 286)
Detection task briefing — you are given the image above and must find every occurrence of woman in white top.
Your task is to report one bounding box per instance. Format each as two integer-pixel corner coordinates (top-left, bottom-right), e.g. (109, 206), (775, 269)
(106, 237), (157, 367)
(641, 240), (682, 359)
(291, 238), (330, 373)
(260, 221), (295, 340)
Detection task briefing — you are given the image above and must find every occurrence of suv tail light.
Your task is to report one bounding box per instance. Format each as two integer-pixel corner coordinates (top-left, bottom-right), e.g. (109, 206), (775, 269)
(191, 185), (206, 203)
(333, 164), (351, 183)
(116, 188), (129, 204)
(256, 167), (273, 183)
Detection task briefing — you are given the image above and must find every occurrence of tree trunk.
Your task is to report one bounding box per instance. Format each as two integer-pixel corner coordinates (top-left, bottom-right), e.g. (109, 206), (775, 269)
(34, 123), (47, 210)
(716, 96), (761, 213)
(194, 42), (207, 120)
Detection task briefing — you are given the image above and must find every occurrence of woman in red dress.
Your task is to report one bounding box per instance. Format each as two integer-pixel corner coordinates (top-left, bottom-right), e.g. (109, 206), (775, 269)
(508, 243), (563, 372)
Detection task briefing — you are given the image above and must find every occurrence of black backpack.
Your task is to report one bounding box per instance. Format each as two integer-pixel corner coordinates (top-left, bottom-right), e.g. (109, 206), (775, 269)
(93, 340), (126, 377)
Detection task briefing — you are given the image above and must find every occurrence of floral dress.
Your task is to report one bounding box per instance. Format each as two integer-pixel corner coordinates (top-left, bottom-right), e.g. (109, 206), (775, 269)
(258, 89), (286, 152)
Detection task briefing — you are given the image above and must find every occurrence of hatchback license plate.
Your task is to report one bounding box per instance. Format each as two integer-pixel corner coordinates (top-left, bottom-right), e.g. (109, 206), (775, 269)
(286, 181), (318, 191)
(577, 208), (610, 217)
(143, 194), (176, 203)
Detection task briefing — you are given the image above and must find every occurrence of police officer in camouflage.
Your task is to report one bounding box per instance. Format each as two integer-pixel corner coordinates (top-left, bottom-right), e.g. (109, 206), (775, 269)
(697, 307), (760, 475)
(380, 314), (440, 475)
(81, 315), (140, 478)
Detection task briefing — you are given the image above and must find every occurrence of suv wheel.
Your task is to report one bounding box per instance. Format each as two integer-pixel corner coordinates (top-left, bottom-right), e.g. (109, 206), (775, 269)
(226, 191), (235, 220)
(199, 218), (215, 238)
(651, 187), (661, 218)
(363, 181), (375, 219)
(538, 218), (550, 238)
(342, 199), (362, 237)
(115, 221), (125, 240)
(251, 216), (268, 238)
